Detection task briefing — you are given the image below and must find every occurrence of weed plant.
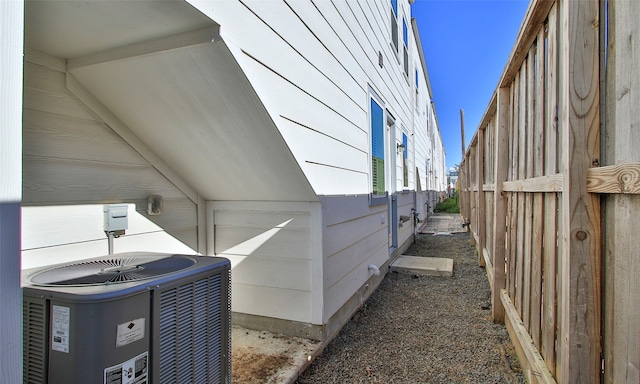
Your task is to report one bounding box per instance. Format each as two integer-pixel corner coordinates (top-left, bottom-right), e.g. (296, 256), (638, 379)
(435, 192), (460, 213)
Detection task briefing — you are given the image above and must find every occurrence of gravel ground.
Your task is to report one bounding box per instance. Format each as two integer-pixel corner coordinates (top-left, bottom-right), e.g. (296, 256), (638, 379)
(296, 232), (525, 384)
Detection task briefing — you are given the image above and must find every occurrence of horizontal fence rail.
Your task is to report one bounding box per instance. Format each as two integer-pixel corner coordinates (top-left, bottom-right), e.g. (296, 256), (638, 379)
(458, 0), (640, 383)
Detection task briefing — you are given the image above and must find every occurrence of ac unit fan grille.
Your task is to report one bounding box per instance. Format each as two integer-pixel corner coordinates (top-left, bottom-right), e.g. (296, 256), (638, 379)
(158, 274), (225, 384)
(29, 256), (195, 286)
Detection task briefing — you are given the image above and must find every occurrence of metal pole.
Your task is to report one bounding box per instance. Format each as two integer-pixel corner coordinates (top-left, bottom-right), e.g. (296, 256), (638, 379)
(460, 109), (466, 158)
(107, 232), (114, 255)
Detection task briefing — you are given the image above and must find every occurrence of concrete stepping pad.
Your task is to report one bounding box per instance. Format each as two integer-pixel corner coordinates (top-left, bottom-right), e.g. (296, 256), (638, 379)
(390, 255), (454, 277)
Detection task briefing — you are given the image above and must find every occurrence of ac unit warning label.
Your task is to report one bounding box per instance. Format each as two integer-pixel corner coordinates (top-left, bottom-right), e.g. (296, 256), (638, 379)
(104, 351), (148, 384)
(51, 305), (70, 353)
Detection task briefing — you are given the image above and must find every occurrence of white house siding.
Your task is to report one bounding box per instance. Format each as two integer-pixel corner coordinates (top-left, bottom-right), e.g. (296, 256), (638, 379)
(412, 21), (434, 220)
(189, 0), (445, 333)
(22, 50), (200, 253)
(414, 120), (432, 218)
(210, 201), (323, 338)
(15, 0), (447, 345)
(189, 0), (435, 197)
(414, 100), (430, 215)
(1, 1), (24, 381)
(321, 195), (388, 324)
(191, 0), (369, 196)
(319, 192), (415, 331)
(421, 102), (447, 211)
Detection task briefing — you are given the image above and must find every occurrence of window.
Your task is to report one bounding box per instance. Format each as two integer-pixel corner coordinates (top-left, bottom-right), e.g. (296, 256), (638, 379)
(391, 0), (399, 53)
(402, 132), (409, 188)
(402, 18), (409, 76)
(371, 97), (385, 196)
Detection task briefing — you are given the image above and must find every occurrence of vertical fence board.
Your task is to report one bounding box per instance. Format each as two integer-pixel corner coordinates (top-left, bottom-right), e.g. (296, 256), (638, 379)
(508, 77), (519, 299)
(460, 162), (467, 221)
(477, 129), (486, 266)
(469, 145), (477, 246)
(557, 0), (601, 382)
(555, 2), (570, 381)
(484, 118), (494, 263)
(515, 64), (527, 317)
(485, 192), (493, 262)
(508, 190), (517, 298)
(541, 2), (559, 375)
(523, 48), (536, 330)
(530, 25), (547, 350)
(603, 1), (640, 382)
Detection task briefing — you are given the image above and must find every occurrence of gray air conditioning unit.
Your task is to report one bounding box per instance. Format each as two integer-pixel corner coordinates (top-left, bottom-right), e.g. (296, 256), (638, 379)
(22, 252), (231, 384)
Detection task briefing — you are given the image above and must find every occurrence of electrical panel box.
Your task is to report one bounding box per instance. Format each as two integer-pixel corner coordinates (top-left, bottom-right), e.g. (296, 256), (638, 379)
(103, 204), (128, 232)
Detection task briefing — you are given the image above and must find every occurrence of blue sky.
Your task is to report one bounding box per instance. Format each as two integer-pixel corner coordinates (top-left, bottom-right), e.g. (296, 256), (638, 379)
(412, 0), (529, 171)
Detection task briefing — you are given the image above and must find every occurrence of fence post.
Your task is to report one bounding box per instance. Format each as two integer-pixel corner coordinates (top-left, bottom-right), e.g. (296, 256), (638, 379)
(464, 158), (471, 229)
(556, 0), (601, 382)
(491, 87), (510, 323)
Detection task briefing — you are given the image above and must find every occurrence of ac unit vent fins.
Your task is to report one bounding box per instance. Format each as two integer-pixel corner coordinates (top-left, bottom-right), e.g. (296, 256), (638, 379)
(23, 297), (47, 384)
(29, 255), (195, 286)
(158, 274), (224, 384)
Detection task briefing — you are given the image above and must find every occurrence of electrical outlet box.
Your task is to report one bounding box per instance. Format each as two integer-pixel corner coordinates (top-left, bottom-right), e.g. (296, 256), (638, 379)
(103, 204), (128, 232)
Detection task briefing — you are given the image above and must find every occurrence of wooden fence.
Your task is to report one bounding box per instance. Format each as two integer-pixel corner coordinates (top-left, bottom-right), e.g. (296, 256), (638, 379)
(458, 1), (640, 383)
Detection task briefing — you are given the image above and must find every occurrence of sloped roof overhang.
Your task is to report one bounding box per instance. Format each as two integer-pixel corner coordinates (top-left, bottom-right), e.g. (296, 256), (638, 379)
(25, 0), (317, 203)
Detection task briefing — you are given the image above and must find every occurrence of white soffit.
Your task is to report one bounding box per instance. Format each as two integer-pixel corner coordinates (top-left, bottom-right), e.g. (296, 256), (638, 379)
(25, 1), (213, 58)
